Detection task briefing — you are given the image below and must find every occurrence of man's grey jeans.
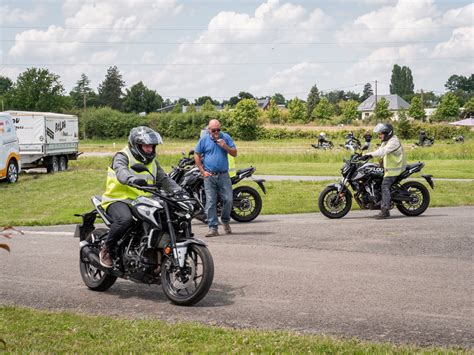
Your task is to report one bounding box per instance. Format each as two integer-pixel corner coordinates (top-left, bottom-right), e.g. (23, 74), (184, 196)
(203, 173), (233, 230)
(381, 176), (397, 211)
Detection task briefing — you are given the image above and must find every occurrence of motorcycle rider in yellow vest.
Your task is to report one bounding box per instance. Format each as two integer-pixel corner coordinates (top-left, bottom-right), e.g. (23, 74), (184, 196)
(99, 126), (183, 268)
(362, 123), (406, 219)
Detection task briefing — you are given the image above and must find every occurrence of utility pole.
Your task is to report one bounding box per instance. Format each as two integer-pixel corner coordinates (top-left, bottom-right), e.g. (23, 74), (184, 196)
(420, 89), (424, 108)
(375, 80), (378, 106)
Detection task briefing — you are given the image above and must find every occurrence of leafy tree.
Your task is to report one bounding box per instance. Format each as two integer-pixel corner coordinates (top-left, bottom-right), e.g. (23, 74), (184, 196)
(374, 97), (393, 120)
(287, 97), (306, 122)
(187, 104), (196, 113)
(312, 97), (334, 121)
(361, 83), (373, 102)
(445, 74), (474, 106)
(98, 66), (125, 110)
(462, 96), (474, 118)
(195, 96), (216, 106)
(433, 93), (460, 121)
(231, 98), (261, 140)
(266, 98), (281, 124)
(397, 111), (411, 139)
(0, 76), (13, 95)
(390, 64), (414, 100)
(306, 84), (320, 119)
(8, 67), (68, 111)
(339, 100), (360, 122)
(123, 81), (163, 113)
(272, 93), (286, 106)
(201, 99), (215, 112)
(408, 96), (426, 121)
(69, 73), (98, 109)
(176, 97), (190, 106)
(171, 103), (182, 113)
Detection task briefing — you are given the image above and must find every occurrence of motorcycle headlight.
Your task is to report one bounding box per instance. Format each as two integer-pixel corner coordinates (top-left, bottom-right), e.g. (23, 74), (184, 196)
(341, 162), (350, 175)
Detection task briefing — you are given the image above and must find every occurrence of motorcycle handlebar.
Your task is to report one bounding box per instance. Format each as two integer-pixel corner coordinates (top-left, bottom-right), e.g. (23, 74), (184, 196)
(129, 184), (197, 203)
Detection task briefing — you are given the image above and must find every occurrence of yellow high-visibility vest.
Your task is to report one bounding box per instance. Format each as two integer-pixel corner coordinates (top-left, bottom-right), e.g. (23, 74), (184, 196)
(228, 155), (236, 178)
(383, 144), (406, 177)
(101, 147), (157, 209)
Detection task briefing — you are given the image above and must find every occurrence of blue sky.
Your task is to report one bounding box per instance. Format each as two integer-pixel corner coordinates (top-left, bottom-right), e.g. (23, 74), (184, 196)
(1, 0), (472, 101)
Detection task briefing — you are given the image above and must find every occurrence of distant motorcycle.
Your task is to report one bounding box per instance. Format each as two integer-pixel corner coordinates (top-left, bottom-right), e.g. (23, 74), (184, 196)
(318, 153), (434, 219)
(453, 135), (464, 143)
(169, 150), (266, 222)
(415, 137), (434, 147)
(311, 141), (334, 150)
(341, 136), (362, 153)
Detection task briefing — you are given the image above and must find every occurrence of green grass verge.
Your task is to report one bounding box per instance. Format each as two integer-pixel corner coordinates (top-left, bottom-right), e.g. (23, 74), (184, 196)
(0, 307), (466, 353)
(71, 155), (474, 179)
(1, 168), (473, 226)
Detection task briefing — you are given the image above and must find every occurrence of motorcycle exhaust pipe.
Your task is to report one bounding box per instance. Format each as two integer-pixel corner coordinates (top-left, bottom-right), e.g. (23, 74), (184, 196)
(81, 245), (105, 270)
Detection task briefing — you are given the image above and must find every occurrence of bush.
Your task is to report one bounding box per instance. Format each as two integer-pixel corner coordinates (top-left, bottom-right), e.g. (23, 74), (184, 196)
(230, 99), (261, 140)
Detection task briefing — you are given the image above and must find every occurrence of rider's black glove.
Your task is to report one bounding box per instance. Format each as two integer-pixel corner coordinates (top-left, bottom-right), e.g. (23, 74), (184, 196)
(130, 178), (148, 186)
(361, 154), (372, 160)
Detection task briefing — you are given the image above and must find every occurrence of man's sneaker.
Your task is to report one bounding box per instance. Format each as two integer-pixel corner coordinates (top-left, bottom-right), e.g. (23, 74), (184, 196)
(223, 223), (232, 234)
(375, 209), (390, 219)
(205, 229), (219, 238)
(99, 246), (113, 268)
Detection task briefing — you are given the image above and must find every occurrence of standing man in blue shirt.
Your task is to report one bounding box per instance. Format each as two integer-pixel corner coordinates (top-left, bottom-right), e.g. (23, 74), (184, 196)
(195, 119), (237, 237)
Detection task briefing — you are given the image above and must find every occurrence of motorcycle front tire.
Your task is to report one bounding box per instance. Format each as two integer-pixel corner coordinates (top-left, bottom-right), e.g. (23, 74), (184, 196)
(318, 186), (352, 219)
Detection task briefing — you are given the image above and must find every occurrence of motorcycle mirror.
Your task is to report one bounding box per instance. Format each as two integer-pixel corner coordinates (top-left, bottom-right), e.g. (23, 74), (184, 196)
(189, 149), (195, 155)
(131, 163), (150, 173)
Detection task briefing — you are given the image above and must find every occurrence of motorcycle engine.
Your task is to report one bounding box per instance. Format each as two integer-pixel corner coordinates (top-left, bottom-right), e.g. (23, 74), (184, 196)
(123, 232), (159, 281)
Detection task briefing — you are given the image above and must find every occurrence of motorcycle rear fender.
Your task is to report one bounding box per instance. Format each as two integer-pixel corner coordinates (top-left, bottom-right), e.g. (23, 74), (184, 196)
(175, 238), (207, 268)
(422, 174), (435, 189)
(253, 179), (267, 194)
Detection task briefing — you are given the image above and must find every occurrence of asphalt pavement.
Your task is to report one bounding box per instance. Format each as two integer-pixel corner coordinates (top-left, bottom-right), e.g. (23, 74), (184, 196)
(1, 206), (473, 347)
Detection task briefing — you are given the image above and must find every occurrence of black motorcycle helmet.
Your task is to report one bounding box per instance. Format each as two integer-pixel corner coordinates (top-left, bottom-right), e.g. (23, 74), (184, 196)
(373, 123), (394, 142)
(128, 126), (163, 164)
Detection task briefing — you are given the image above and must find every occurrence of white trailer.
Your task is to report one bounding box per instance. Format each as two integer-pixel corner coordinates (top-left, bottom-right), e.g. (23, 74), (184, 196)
(8, 111), (79, 173)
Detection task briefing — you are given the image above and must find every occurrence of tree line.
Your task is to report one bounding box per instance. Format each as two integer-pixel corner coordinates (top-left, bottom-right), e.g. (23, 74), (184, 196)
(0, 65), (472, 123)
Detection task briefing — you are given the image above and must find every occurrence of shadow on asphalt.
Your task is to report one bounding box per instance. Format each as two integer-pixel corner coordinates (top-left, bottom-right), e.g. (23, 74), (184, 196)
(103, 281), (239, 308)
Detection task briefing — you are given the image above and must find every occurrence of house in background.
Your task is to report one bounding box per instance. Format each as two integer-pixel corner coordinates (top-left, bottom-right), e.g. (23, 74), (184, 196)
(257, 97), (271, 110)
(358, 94), (410, 120)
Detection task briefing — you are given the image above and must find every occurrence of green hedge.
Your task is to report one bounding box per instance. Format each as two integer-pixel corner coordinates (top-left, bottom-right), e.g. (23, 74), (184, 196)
(79, 108), (471, 141)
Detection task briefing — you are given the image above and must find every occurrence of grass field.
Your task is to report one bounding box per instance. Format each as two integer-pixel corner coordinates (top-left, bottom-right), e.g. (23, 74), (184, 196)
(0, 307), (467, 353)
(1, 167), (473, 226)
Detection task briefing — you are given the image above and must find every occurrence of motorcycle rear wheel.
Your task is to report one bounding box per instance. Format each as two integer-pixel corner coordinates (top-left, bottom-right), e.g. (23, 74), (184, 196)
(318, 186), (352, 219)
(396, 181), (430, 216)
(79, 229), (117, 291)
(161, 244), (214, 306)
(230, 185), (263, 222)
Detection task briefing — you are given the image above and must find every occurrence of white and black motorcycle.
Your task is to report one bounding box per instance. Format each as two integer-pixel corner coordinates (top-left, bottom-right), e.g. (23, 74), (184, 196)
(75, 163), (214, 306)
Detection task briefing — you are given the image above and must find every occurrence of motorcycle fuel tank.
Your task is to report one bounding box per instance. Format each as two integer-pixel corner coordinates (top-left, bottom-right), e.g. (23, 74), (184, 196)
(353, 162), (384, 180)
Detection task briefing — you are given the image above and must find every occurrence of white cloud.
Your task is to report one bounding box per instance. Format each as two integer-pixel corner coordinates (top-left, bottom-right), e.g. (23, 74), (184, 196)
(432, 27), (474, 58)
(150, 0), (332, 98)
(249, 62), (322, 96)
(0, 5), (45, 24)
(336, 0), (440, 44)
(441, 3), (474, 27)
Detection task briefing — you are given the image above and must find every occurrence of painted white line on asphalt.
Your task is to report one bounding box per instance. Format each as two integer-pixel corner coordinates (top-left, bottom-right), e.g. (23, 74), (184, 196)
(21, 231), (73, 236)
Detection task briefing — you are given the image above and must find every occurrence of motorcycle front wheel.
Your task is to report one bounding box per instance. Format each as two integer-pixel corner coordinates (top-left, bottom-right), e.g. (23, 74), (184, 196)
(161, 244), (214, 306)
(230, 185), (263, 222)
(79, 228), (117, 291)
(318, 186), (352, 219)
(396, 181), (430, 216)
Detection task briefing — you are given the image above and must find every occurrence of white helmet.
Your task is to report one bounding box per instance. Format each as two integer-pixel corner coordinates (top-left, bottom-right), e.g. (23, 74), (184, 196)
(319, 132), (326, 138)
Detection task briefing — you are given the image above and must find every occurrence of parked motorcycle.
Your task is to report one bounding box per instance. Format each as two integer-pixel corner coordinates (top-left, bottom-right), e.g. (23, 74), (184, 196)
(75, 163), (214, 306)
(415, 137), (434, 147)
(169, 150), (266, 222)
(453, 135), (464, 143)
(318, 153), (434, 219)
(311, 141), (334, 150)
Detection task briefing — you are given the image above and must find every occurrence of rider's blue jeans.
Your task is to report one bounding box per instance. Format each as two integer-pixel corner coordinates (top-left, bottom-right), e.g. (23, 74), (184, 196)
(203, 173), (233, 230)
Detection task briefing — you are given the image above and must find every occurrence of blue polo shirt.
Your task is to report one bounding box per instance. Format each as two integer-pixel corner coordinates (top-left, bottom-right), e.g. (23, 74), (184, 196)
(195, 132), (235, 173)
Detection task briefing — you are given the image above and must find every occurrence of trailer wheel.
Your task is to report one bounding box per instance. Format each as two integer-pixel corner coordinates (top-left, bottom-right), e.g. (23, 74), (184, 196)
(47, 156), (59, 173)
(59, 156), (68, 171)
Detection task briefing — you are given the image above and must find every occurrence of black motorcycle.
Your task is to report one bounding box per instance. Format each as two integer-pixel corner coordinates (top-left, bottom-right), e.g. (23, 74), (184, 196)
(169, 150), (266, 223)
(318, 153), (434, 219)
(311, 141), (334, 150)
(75, 163), (214, 306)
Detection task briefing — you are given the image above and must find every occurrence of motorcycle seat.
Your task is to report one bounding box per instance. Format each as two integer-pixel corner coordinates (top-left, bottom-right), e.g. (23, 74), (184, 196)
(236, 167), (254, 175)
(405, 162), (423, 171)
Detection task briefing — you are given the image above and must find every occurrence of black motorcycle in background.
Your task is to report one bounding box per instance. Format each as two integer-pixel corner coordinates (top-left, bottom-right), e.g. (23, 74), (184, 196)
(318, 153), (434, 219)
(75, 163), (214, 306)
(169, 150), (266, 222)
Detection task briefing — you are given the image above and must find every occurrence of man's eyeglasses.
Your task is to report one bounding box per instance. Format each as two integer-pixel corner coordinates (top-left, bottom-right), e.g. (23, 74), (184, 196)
(210, 128), (221, 133)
